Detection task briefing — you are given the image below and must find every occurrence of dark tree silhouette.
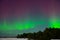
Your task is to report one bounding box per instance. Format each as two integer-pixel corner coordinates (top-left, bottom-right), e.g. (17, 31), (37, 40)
(17, 28), (60, 40)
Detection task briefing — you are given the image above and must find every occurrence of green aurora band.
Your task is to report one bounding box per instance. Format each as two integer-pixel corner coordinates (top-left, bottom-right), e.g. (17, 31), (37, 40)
(0, 19), (45, 30)
(1, 16), (60, 31)
(49, 17), (60, 28)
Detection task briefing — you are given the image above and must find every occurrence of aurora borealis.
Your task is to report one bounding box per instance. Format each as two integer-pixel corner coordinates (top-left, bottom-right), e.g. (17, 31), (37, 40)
(0, 0), (60, 36)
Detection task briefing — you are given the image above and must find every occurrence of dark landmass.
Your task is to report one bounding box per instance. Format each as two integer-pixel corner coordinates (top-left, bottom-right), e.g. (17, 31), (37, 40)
(17, 28), (60, 40)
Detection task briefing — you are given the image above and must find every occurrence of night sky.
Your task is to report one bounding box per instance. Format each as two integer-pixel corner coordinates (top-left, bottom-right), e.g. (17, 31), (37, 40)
(0, 0), (60, 37)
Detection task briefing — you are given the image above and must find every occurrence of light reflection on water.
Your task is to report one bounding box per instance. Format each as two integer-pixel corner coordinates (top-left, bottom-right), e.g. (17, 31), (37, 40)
(0, 38), (28, 40)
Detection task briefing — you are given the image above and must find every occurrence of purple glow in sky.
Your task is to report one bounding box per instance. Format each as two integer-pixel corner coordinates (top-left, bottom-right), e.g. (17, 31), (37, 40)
(0, 0), (60, 37)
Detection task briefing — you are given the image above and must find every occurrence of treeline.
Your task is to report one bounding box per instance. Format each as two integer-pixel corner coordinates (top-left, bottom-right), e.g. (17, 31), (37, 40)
(17, 28), (60, 40)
